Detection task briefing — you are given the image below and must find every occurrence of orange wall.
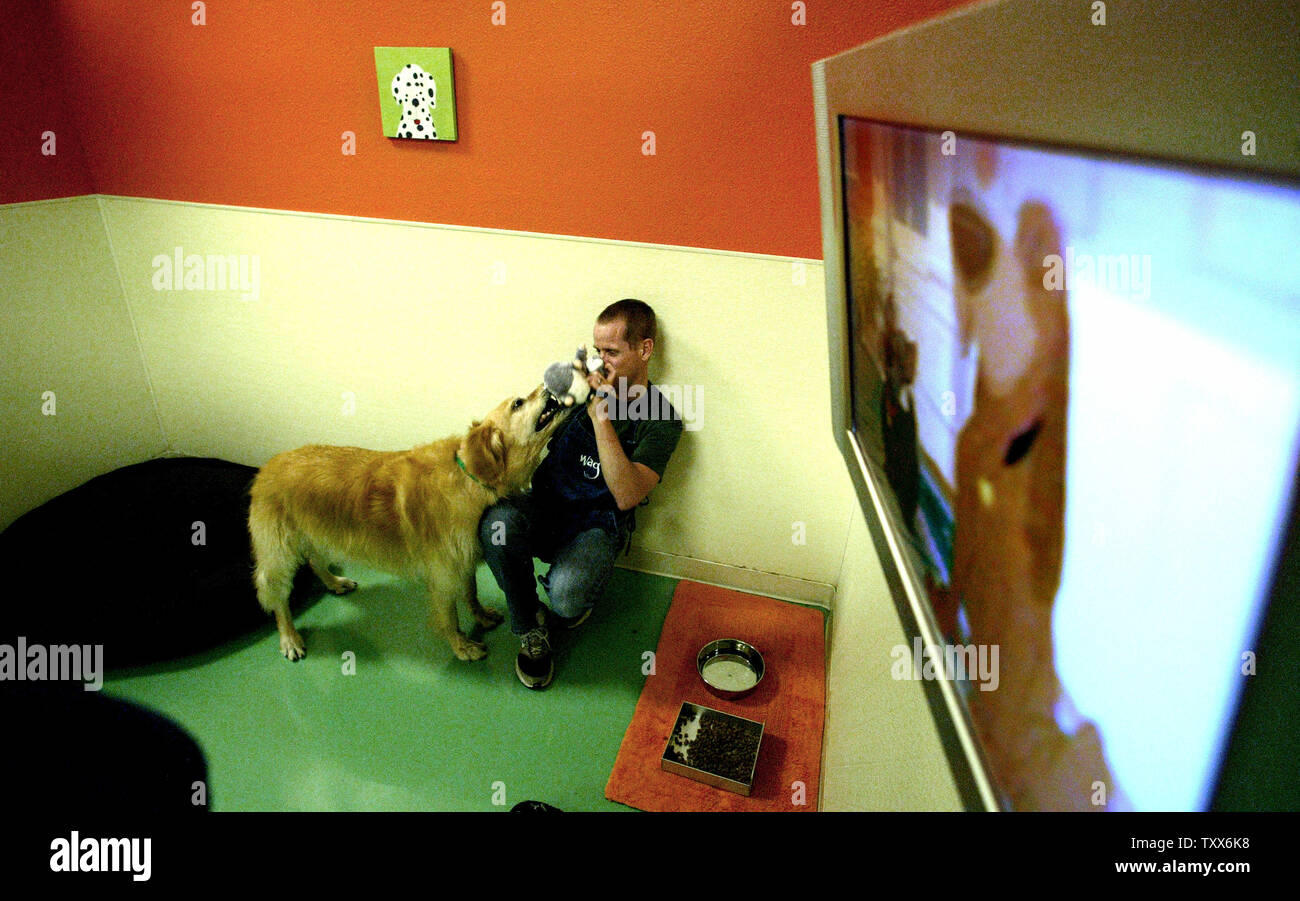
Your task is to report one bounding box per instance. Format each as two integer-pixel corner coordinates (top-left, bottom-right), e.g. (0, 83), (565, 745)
(0, 1), (93, 202)
(10, 0), (975, 258)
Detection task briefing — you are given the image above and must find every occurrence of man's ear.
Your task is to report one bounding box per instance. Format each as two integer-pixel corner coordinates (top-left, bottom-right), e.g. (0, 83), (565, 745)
(462, 423), (506, 487)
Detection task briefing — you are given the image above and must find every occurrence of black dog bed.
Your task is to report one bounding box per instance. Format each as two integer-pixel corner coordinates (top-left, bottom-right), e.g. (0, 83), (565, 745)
(0, 679), (210, 813)
(0, 456), (319, 671)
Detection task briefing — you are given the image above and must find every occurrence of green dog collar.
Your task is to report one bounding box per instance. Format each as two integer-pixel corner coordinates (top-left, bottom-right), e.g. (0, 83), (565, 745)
(456, 452), (490, 489)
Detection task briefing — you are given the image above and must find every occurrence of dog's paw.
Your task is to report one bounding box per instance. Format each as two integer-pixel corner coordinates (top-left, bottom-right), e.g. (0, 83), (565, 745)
(474, 606), (505, 629)
(453, 637), (489, 661)
(328, 577), (358, 595)
(280, 632), (306, 661)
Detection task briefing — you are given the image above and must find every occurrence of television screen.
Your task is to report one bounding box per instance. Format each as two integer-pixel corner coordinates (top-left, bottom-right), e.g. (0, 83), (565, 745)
(839, 116), (1300, 811)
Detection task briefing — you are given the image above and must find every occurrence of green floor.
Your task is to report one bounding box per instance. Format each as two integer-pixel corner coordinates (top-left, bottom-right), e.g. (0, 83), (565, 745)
(101, 562), (678, 811)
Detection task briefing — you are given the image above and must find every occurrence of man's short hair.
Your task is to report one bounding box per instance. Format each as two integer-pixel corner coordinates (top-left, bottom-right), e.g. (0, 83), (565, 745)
(598, 298), (657, 346)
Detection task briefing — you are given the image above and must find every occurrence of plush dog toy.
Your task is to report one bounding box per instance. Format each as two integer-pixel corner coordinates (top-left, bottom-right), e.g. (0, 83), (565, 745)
(544, 346), (605, 407)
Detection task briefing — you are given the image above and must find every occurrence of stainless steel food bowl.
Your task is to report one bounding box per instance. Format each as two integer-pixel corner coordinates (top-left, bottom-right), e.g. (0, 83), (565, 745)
(696, 638), (765, 699)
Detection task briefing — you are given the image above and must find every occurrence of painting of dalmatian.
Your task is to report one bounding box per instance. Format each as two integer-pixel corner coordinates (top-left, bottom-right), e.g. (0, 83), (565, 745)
(375, 47), (458, 142)
(392, 64), (437, 139)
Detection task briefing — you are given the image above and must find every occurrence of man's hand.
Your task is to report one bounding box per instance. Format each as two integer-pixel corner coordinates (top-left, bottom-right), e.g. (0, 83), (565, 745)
(587, 370), (612, 424)
(584, 370), (660, 509)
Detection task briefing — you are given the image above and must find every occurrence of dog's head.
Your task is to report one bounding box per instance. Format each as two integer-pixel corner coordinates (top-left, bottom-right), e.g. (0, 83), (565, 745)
(391, 63), (436, 113)
(949, 195), (1068, 402)
(458, 385), (573, 495)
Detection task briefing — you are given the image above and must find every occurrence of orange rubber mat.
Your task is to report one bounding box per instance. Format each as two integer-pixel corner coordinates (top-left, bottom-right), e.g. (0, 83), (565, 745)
(605, 580), (826, 811)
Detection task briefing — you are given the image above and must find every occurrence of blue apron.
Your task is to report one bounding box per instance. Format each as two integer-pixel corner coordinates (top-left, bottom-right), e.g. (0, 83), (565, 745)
(530, 412), (636, 555)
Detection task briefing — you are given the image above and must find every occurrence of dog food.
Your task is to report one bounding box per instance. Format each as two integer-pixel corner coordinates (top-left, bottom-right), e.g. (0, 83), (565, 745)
(666, 707), (762, 785)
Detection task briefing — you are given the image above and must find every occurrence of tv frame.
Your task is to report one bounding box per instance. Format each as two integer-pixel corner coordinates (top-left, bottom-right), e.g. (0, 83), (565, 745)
(813, 0), (1300, 811)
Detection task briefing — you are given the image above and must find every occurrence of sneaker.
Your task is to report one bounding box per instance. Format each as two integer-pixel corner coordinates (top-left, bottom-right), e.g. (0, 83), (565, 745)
(510, 800), (563, 813)
(515, 627), (553, 690)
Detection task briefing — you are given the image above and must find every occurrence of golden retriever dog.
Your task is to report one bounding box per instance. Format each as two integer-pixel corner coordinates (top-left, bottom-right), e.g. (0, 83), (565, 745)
(248, 384), (570, 662)
(947, 175), (1123, 810)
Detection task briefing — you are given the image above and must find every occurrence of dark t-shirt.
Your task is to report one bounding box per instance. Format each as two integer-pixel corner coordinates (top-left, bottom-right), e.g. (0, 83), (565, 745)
(531, 381), (684, 518)
(606, 382), (685, 480)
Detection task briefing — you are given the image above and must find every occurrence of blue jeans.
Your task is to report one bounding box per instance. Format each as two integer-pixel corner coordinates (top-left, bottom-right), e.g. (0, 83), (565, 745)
(478, 496), (621, 637)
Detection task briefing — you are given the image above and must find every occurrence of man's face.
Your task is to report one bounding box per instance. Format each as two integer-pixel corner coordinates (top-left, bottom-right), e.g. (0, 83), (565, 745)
(592, 318), (647, 393)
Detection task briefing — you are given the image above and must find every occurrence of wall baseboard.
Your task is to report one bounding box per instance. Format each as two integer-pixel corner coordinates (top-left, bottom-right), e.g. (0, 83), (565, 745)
(86, 194), (826, 265)
(618, 546), (834, 610)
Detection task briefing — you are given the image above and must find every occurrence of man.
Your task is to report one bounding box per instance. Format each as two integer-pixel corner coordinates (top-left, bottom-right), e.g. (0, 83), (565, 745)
(478, 299), (683, 689)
